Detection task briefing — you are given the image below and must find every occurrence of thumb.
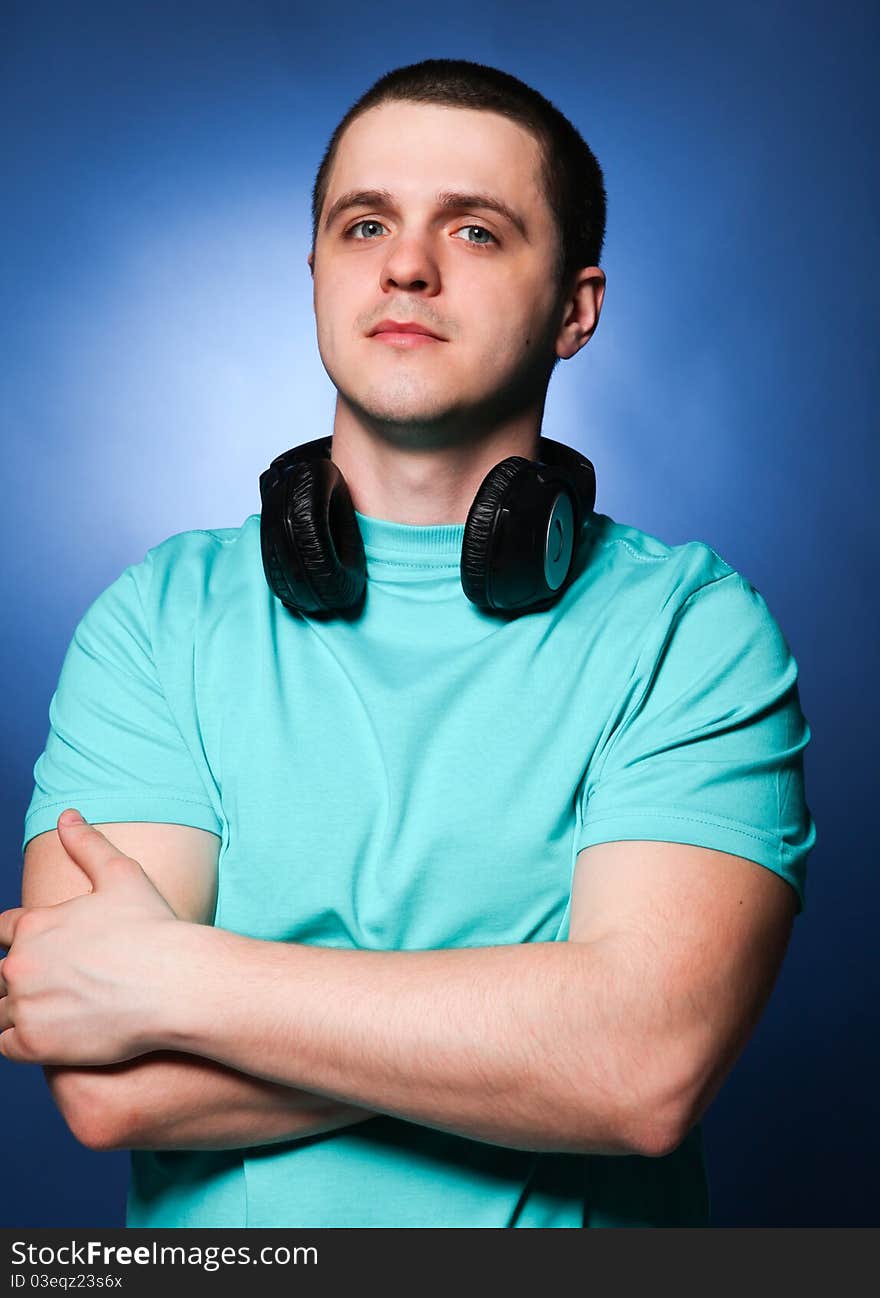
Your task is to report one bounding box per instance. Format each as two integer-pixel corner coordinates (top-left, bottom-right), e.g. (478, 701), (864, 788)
(0, 907), (26, 952)
(0, 1027), (31, 1065)
(56, 810), (137, 890)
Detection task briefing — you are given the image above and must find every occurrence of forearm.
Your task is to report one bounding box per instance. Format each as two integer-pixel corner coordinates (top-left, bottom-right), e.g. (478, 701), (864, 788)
(159, 928), (656, 1157)
(47, 1056), (378, 1152)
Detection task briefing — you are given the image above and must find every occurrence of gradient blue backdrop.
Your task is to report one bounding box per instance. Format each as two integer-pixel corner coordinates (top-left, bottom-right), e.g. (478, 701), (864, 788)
(3, 0), (876, 1227)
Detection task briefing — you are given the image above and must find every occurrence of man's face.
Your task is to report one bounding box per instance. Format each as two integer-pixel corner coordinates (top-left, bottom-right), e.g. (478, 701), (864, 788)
(309, 100), (570, 444)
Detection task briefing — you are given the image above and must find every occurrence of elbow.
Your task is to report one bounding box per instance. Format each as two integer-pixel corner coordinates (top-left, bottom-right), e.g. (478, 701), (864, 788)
(44, 1066), (129, 1152)
(629, 1111), (689, 1159)
(581, 1047), (696, 1160)
(586, 1105), (685, 1160)
(75, 1108), (128, 1153)
(626, 1058), (699, 1159)
(606, 1088), (688, 1159)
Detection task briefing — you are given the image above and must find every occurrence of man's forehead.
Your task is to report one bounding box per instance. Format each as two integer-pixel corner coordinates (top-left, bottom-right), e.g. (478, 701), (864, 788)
(338, 97), (538, 145)
(326, 101), (546, 217)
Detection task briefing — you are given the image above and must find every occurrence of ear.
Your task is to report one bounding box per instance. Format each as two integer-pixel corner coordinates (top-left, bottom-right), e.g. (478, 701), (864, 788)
(555, 267), (606, 361)
(307, 251), (314, 278)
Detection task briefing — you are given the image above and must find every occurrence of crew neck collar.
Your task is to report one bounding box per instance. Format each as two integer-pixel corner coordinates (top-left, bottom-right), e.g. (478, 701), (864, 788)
(353, 509), (466, 566)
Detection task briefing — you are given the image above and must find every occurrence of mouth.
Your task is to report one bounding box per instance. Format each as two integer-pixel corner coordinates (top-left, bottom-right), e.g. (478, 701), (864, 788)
(369, 320), (446, 347)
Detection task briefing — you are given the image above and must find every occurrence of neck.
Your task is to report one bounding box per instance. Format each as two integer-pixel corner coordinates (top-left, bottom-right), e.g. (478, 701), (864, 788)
(328, 406), (543, 525)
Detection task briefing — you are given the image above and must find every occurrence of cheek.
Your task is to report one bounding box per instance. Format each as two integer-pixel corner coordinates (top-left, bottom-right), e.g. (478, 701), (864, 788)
(476, 311), (540, 362)
(314, 293), (350, 357)
(482, 275), (551, 345)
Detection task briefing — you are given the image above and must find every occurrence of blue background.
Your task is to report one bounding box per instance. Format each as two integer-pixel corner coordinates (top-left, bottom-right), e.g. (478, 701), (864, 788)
(2, 0), (876, 1227)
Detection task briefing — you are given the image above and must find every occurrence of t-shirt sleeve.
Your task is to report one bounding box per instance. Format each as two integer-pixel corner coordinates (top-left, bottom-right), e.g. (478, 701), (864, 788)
(575, 570), (817, 914)
(21, 556), (223, 859)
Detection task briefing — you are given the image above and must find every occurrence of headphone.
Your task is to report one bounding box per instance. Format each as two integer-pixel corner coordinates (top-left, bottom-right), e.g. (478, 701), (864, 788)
(259, 434), (596, 618)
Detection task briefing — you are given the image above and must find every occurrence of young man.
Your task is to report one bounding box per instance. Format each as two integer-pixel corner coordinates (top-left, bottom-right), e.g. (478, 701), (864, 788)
(4, 59), (815, 1228)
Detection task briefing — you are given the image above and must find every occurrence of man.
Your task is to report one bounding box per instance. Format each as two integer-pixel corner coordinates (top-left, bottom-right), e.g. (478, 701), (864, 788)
(3, 58), (815, 1228)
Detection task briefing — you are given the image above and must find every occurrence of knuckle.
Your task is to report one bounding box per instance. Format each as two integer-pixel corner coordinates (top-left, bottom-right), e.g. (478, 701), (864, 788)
(15, 909), (42, 937)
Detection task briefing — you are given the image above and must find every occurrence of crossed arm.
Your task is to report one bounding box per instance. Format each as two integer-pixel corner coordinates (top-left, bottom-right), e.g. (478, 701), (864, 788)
(23, 822), (378, 1153)
(19, 821), (796, 1159)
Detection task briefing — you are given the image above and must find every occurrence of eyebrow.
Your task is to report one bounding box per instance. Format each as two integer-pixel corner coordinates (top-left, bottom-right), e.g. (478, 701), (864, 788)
(322, 188), (530, 241)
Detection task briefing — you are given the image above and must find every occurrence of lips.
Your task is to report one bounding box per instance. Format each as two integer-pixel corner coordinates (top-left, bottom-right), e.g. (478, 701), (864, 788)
(370, 320), (445, 340)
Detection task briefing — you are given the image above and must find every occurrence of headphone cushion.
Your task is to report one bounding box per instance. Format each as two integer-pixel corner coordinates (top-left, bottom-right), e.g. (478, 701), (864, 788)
(271, 458), (366, 613)
(461, 456), (530, 606)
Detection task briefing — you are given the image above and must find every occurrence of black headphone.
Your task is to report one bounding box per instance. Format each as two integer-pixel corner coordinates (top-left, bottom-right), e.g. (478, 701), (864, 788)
(259, 434), (596, 618)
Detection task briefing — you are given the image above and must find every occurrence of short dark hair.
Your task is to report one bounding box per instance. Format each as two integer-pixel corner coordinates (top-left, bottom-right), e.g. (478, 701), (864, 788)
(310, 58), (607, 292)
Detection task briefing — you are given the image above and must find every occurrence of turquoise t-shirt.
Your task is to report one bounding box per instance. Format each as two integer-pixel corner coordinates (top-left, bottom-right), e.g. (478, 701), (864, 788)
(22, 506), (816, 1228)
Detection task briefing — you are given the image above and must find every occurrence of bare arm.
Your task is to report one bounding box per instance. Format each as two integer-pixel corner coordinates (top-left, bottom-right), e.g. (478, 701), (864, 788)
(43, 1055), (376, 1152)
(19, 828), (796, 1157)
(126, 839), (798, 1159)
(22, 822), (378, 1151)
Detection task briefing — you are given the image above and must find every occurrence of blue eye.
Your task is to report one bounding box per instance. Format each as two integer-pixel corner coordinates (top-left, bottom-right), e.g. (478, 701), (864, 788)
(454, 225), (497, 246)
(347, 219), (387, 239)
(344, 220), (497, 245)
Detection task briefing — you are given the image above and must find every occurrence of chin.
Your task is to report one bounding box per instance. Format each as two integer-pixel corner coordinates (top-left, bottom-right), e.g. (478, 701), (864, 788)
(357, 403), (463, 439)
(338, 375), (463, 426)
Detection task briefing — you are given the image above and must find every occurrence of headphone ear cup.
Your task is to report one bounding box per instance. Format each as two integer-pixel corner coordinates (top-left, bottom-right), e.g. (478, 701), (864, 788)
(460, 456), (530, 609)
(260, 456), (366, 614)
(260, 433), (595, 617)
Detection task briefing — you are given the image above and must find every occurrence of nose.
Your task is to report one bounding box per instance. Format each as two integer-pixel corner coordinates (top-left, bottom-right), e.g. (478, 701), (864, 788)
(380, 234), (441, 296)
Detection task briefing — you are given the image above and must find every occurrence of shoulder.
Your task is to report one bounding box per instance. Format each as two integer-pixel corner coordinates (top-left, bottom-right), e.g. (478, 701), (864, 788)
(73, 515), (262, 654)
(131, 514), (262, 614)
(582, 509), (736, 593)
(141, 514), (260, 578)
(573, 510), (792, 670)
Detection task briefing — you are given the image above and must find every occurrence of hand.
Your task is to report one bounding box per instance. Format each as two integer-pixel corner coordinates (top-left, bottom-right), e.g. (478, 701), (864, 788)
(0, 810), (183, 1066)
